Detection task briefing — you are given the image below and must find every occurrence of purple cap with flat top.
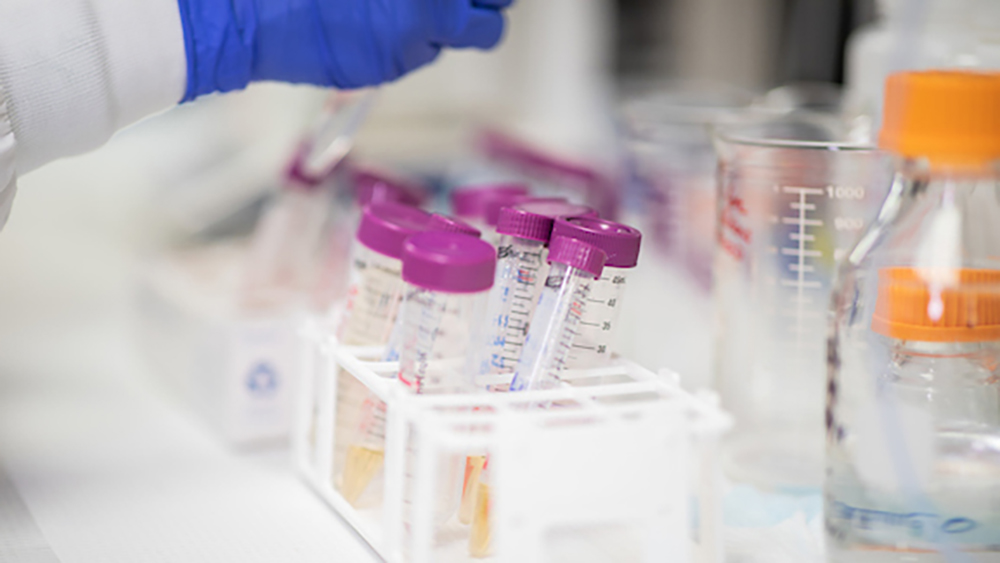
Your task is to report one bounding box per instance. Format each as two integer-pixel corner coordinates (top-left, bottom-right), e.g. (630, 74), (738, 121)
(450, 183), (530, 220)
(551, 217), (642, 268)
(428, 214), (482, 238)
(547, 236), (607, 279)
(497, 199), (598, 243)
(402, 232), (496, 293)
(356, 202), (433, 259)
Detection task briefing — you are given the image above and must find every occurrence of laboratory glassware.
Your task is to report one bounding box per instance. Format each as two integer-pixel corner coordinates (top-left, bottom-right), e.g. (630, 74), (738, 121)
(826, 70), (1000, 562)
(620, 82), (755, 288)
(340, 231), (496, 507)
(713, 112), (893, 489)
(337, 201), (433, 346)
(450, 183), (531, 242)
(469, 235), (606, 557)
(469, 200), (598, 390)
(551, 216), (642, 368)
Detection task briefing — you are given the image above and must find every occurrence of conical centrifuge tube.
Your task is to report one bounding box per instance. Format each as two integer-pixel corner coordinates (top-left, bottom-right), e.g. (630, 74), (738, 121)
(340, 232), (495, 507)
(468, 236), (606, 557)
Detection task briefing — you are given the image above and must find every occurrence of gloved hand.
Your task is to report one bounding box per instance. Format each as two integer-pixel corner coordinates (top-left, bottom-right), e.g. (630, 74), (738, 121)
(177, 0), (513, 101)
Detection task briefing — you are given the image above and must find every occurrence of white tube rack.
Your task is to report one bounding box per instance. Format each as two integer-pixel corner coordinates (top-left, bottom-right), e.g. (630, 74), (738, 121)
(295, 319), (731, 563)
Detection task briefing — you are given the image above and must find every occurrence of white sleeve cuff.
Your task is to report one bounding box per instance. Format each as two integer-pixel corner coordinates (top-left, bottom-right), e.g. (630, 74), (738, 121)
(0, 89), (17, 230)
(0, 0), (188, 175)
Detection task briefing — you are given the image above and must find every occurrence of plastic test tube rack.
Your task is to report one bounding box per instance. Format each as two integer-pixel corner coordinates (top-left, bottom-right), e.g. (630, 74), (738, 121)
(294, 320), (731, 563)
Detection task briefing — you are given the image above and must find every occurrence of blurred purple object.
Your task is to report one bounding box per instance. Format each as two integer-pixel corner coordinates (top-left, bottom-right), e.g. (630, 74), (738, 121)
(428, 214), (482, 238)
(450, 183), (530, 221)
(476, 129), (619, 220)
(353, 168), (428, 207)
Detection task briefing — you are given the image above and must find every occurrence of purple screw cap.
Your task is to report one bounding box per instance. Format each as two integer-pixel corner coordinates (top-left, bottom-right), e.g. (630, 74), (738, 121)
(547, 236), (607, 279)
(450, 183), (530, 220)
(402, 232), (497, 293)
(483, 193), (535, 227)
(353, 169), (426, 207)
(356, 202), (433, 259)
(552, 217), (642, 268)
(428, 214), (482, 238)
(497, 199), (598, 243)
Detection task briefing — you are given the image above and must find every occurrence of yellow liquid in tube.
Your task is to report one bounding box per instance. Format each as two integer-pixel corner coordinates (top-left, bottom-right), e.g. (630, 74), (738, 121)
(459, 455), (487, 524)
(340, 446), (385, 505)
(469, 481), (492, 558)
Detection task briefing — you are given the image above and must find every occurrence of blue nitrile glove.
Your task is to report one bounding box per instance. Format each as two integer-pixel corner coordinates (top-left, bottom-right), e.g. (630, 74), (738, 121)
(177, 0), (514, 101)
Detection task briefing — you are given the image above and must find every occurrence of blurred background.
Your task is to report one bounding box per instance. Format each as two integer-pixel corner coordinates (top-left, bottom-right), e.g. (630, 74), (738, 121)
(0, 0), (880, 387)
(3, 0), (994, 558)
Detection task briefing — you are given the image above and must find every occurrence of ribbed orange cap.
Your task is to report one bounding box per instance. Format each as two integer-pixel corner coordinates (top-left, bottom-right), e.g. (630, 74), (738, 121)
(872, 267), (1000, 342)
(879, 71), (1000, 167)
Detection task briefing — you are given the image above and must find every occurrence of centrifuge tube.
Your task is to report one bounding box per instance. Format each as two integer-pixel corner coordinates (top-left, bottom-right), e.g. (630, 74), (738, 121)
(340, 231), (496, 507)
(450, 183), (530, 244)
(336, 202), (433, 346)
(551, 217), (642, 368)
(467, 236), (606, 555)
(244, 89), (378, 308)
(459, 200), (595, 524)
(241, 157), (331, 308)
(510, 236), (607, 391)
(313, 168), (428, 310)
(469, 200), (596, 389)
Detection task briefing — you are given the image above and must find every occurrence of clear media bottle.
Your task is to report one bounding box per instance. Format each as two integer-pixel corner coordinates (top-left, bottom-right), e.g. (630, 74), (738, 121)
(551, 217), (642, 368)
(826, 70), (1000, 561)
(340, 232), (496, 507)
(469, 199), (597, 390)
(468, 236), (606, 557)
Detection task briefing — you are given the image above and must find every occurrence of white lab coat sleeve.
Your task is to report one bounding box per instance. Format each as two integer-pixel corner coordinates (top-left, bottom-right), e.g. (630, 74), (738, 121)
(0, 90), (16, 230)
(0, 0), (188, 229)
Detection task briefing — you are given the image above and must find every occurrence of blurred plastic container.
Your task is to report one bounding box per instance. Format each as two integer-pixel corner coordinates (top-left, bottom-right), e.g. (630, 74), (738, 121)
(713, 113), (892, 490)
(138, 241), (302, 445)
(619, 82), (755, 289)
(827, 71), (1000, 562)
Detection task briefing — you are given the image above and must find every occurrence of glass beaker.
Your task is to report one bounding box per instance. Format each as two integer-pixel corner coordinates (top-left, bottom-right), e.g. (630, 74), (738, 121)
(620, 82), (755, 288)
(713, 113), (893, 490)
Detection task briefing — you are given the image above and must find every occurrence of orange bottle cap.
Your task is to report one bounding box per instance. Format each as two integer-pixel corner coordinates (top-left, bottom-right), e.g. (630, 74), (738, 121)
(879, 71), (1000, 167)
(872, 267), (1000, 342)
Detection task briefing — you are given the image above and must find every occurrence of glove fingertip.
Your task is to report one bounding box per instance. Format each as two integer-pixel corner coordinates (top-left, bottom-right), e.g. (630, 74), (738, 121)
(445, 9), (506, 50)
